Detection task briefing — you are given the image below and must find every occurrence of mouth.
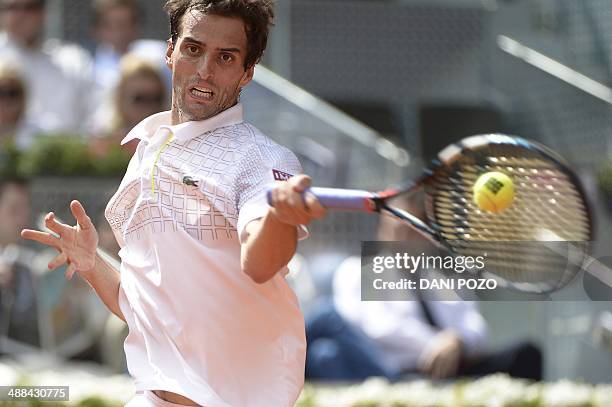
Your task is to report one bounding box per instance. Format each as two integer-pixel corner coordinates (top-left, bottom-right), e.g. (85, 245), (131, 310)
(188, 86), (214, 101)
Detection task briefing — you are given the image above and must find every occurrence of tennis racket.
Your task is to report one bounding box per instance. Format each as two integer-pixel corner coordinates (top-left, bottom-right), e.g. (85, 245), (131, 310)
(268, 134), (600, 294)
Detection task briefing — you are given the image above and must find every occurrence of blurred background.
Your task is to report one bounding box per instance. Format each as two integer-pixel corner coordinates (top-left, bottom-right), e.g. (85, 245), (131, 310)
(1, 0), (612, 404)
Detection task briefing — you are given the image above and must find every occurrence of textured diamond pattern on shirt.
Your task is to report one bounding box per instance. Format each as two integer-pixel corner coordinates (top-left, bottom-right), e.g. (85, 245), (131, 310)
(105, 179), (140, 244)
(106, 123), (302, 243)
(234, 123), (302, 210)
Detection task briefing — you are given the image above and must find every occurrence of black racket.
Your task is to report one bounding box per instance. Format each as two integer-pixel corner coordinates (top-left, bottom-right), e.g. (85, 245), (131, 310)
(269, 134), (599, 293)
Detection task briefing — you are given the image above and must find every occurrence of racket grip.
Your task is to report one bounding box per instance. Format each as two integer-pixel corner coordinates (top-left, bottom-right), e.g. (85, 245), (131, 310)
(266, 186), (376, 211)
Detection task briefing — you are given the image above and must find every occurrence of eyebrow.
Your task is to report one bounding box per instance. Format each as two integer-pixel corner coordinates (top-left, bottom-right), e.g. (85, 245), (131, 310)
(182, 36), (242, 54)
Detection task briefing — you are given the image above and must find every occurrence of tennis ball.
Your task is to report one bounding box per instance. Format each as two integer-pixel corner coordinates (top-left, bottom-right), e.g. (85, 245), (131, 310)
(473, 171), (515, 213)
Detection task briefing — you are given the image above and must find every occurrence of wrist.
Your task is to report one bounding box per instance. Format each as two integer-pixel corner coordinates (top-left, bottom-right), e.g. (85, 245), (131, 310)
(267, 207), (298, 227)
(78, 254), (99, 280)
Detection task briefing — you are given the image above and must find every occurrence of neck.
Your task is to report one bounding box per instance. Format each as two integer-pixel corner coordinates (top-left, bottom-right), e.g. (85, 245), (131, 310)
(170, 100), (240, 126)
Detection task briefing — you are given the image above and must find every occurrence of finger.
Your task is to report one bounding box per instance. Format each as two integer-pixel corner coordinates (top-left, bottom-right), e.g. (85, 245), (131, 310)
(272, 187), (304, 221)
(286, 187), (307, 213)
(431, 356), (445, 380)
(273, 184), (314, 225)
(70, 200), (94, 231)
(290, 174), (311, 192)
(44, 212), (73, 237)
(283, 193), (312, 225)
(48, 252), (67, 270)
(418, 352), (434, 374)
(269, 184), (285, 208)
(304, 192), (327, 219)
(288, 187), (317, 224)
(65, 263), (77, 280)
(274, 200), (310, 225)
(435, 353), (457, 380)
(447, 354), (460, 377)
(21, 229), (61, 248)
(437, 357), (450, 380)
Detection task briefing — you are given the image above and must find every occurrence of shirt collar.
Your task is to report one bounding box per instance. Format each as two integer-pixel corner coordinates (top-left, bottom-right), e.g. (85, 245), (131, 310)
(121, 103), (244, 145)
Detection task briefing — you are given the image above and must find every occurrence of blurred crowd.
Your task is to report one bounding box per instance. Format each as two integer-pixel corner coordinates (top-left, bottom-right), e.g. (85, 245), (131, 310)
(0, 0), (167, 367)
(0, 0), (169, 154)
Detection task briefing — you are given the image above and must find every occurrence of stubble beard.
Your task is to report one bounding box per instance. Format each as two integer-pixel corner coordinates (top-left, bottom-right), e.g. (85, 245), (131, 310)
(173, 81), (242, 124)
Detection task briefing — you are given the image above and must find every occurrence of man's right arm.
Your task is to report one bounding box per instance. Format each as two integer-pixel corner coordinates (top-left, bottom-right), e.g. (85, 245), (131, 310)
(81, 252), (125, 322)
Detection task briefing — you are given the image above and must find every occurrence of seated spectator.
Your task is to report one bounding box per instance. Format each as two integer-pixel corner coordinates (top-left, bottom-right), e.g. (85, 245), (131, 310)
(0, 177), (38, 349)
(0, 63), (41, 150)
(91, 0), (170, 92)
(0, 0), (94, 134)
(90, 55), (168, 154)
(305, 194), (543, 382)
(91, 0), (140, 89)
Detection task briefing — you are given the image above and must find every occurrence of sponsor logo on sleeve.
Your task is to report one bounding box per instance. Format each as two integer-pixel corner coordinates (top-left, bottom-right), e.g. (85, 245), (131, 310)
(272, 169), (293, 181)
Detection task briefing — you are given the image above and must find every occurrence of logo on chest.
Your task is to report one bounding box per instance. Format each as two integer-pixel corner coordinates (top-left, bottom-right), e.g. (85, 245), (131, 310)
(182, 175), (201, 188)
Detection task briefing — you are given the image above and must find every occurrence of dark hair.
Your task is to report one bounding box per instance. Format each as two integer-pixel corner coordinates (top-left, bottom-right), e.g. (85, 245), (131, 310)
(92, 0), (141, 25)
(164, 0), (274, 70)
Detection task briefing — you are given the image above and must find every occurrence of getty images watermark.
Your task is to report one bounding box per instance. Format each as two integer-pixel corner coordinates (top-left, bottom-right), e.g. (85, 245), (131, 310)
(371, 252), (496, 291)
(360, 241), (612, 301)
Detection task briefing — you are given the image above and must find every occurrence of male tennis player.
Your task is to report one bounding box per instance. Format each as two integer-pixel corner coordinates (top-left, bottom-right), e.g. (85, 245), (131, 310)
(21, 1), (325, 405)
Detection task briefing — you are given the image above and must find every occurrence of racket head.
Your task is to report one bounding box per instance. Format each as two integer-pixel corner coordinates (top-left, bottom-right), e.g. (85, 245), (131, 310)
(422, 134), (593, 293)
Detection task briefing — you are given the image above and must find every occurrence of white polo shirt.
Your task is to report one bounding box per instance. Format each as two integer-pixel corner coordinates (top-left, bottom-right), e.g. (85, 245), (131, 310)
(105, 104), (306, 407)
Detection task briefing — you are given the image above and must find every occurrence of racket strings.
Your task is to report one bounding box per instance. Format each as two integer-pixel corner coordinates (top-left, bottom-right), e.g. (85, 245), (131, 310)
(434, 205), (590, 240)
(428, 151), (590, 291)
(431, 159), (589, 241)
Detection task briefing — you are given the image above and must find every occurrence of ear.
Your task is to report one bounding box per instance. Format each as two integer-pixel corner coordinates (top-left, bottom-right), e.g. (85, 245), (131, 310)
(165, 39), (174, 70)
(239, 65), (255, 88)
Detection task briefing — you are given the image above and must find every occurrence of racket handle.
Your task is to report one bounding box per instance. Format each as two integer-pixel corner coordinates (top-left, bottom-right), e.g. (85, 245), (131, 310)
(266, 187), (376, 211)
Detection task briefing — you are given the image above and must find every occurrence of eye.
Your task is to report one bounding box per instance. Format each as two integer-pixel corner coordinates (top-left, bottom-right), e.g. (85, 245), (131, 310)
(220, 53), (234, 64)
(185, 45), (200, 56)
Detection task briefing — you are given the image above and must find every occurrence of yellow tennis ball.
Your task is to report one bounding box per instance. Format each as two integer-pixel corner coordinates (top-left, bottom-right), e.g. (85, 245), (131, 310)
(473, 171), (515, 213)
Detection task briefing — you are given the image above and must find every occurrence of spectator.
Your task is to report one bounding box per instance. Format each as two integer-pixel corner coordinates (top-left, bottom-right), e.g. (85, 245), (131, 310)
(305, 194), (543, 382)
(0, 62), (41, 150)
(0, 0), (94, 134)
(91, 0), (140, 89)
(90, 55), (167, 154)
(0, 177), (38, 349)
(91, 0), (170, 92)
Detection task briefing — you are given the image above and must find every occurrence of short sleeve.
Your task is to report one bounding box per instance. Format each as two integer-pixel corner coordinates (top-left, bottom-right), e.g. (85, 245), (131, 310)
(235, 142), (309, 244)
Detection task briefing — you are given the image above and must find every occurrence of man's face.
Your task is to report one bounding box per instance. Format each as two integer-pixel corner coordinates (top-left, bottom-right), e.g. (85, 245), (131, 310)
(120, 74), (165, 128)
(0, 0), (45, 47)
(0, 78), (24, 126)
(165, 11), (254, 124)
(0, 183), (30, 245)
(96, 5), (138, 54)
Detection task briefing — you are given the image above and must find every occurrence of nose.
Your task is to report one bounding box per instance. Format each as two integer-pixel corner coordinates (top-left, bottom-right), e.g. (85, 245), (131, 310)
(196, 53), (215, 81)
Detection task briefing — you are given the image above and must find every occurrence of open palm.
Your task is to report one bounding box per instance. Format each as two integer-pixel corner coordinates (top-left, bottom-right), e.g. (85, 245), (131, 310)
(21, 200), (99, 279)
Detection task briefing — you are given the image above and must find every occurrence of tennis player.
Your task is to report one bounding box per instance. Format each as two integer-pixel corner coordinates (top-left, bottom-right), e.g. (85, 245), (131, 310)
(21, 1), (325, 405)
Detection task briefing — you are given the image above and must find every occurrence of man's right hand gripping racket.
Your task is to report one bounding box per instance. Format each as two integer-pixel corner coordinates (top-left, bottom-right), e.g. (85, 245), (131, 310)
(268, 134), (606, 294)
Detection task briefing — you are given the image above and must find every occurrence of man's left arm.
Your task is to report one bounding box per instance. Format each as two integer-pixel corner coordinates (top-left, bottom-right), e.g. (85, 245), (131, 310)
(241, 175), (325, 284)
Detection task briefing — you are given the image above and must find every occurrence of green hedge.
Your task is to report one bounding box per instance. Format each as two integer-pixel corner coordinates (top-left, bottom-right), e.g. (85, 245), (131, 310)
(0, 135), (131, 179)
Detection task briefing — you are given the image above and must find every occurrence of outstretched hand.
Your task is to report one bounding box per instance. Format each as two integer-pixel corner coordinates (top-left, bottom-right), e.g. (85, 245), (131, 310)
(21, 200), (99, 280)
